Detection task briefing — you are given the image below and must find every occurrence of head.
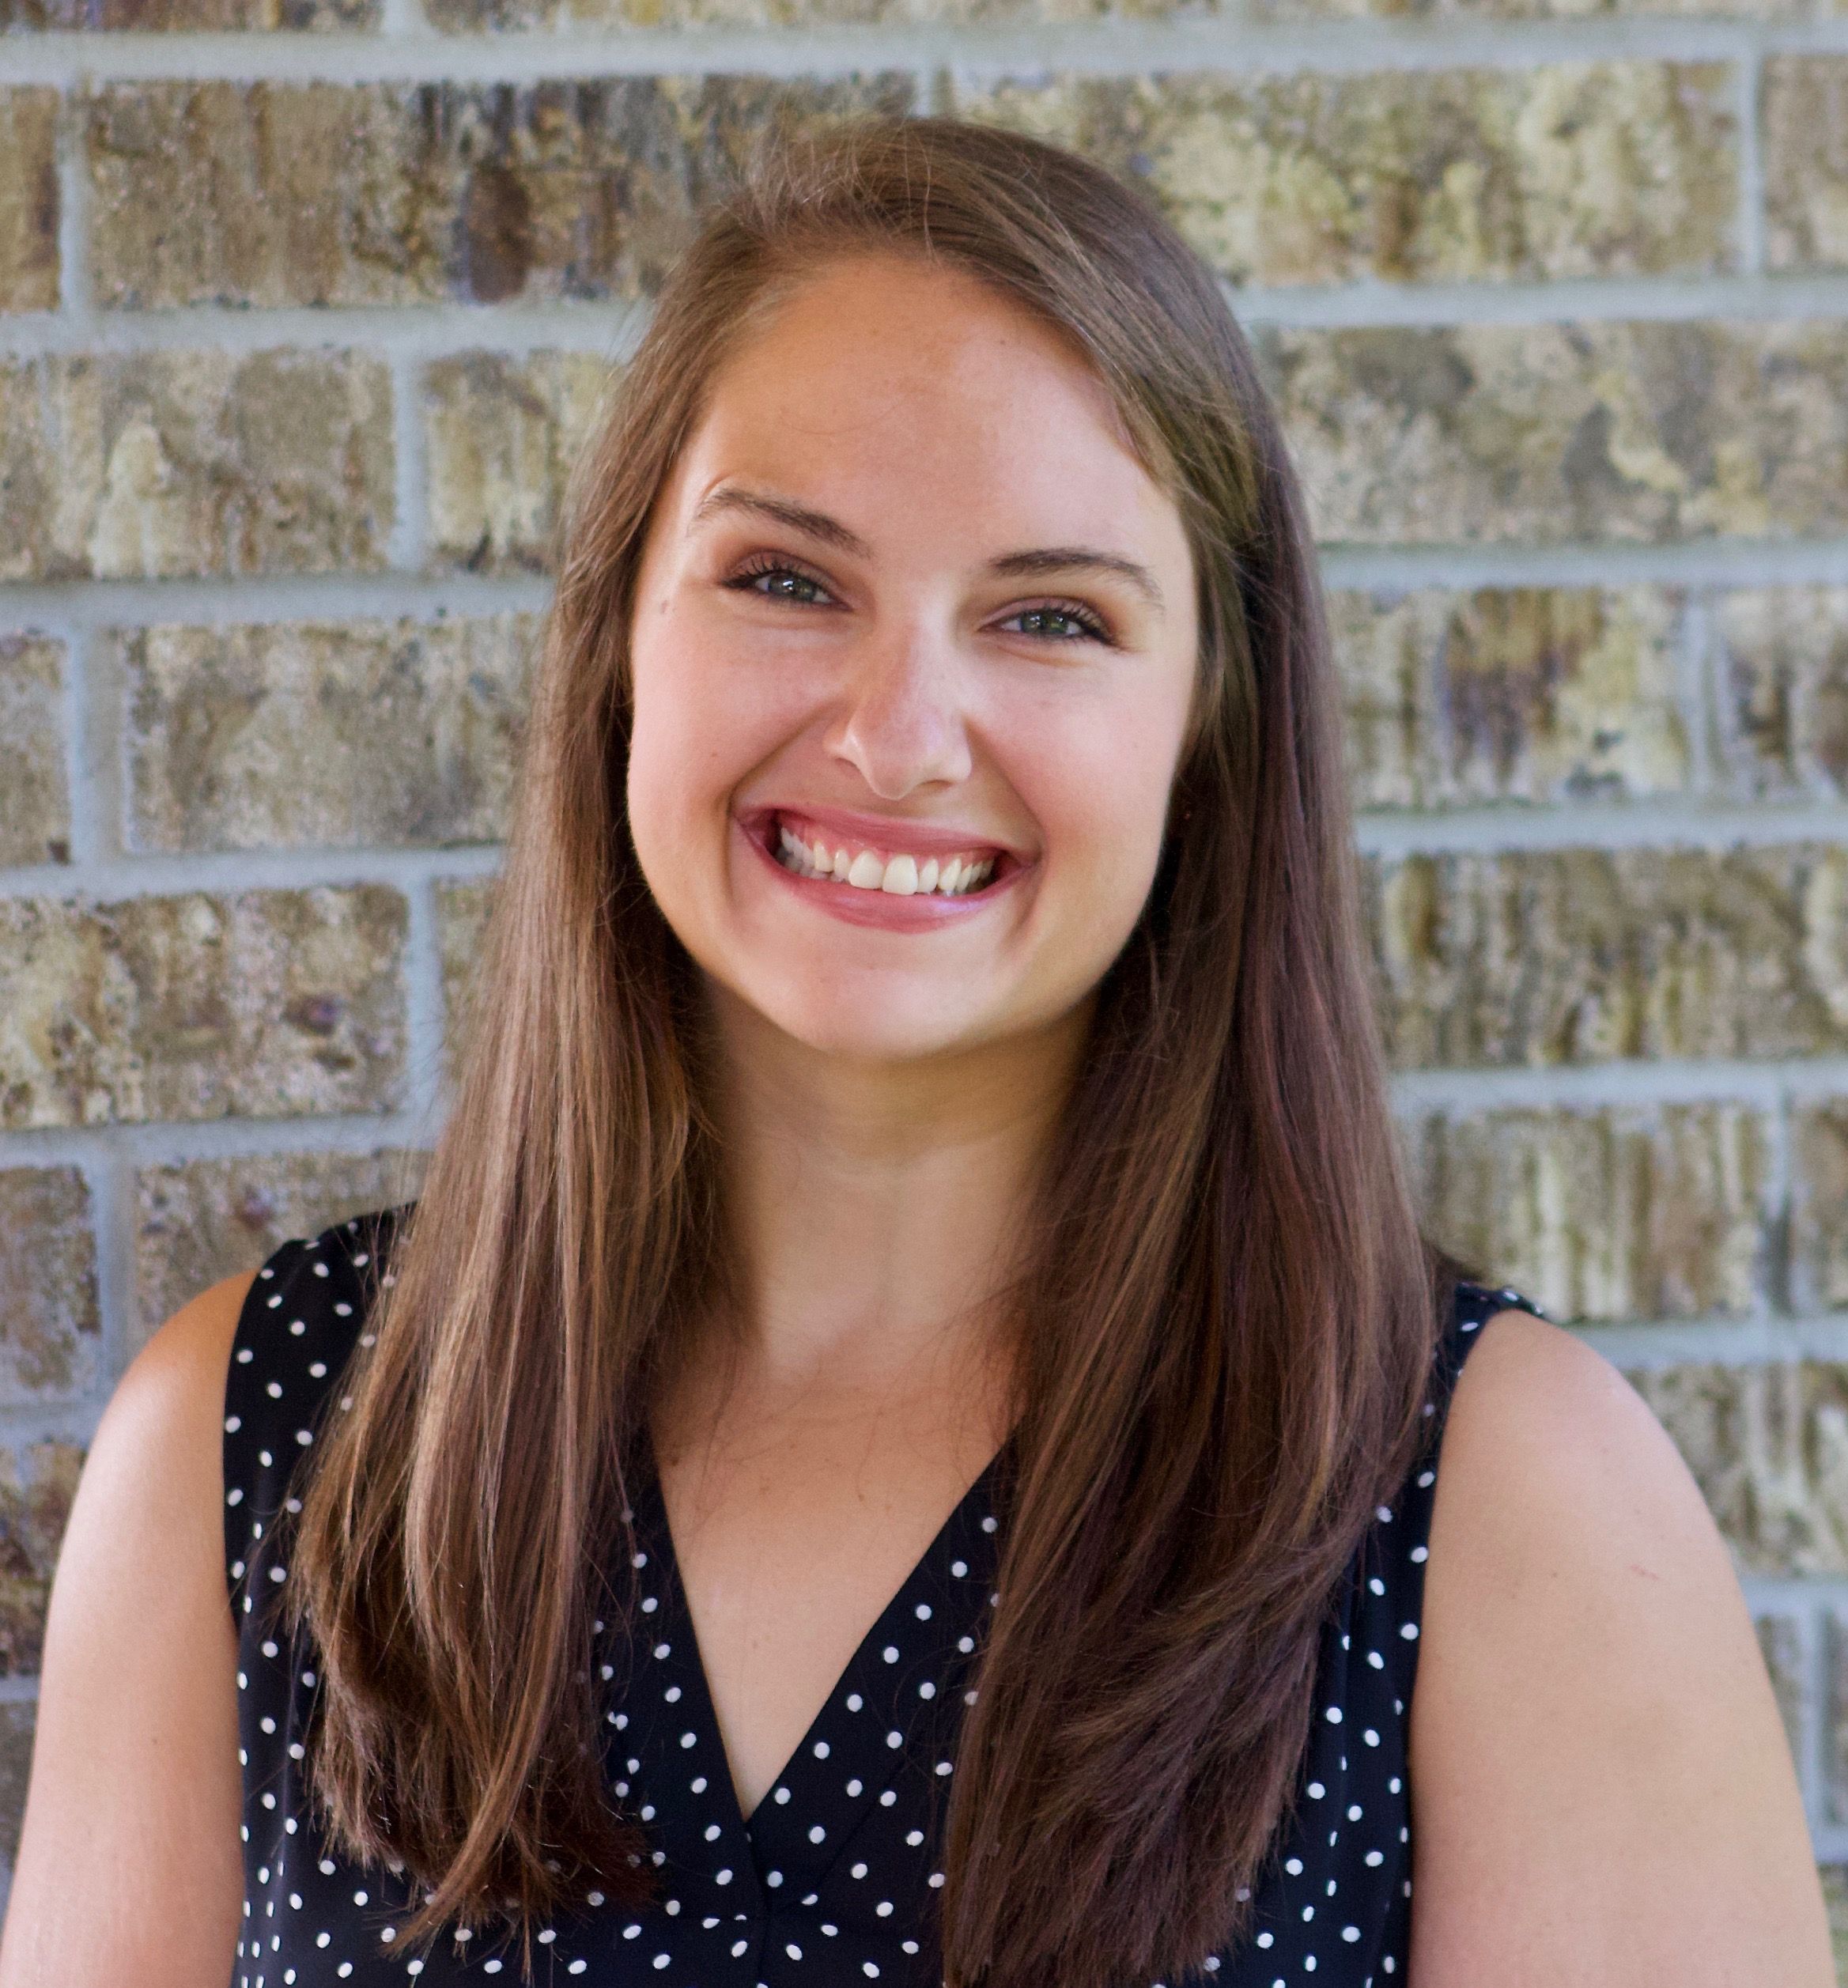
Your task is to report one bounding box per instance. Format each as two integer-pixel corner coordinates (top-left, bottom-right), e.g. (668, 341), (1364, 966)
(623, 246), (1201, 1073)
(288, 113), (1462, 1988)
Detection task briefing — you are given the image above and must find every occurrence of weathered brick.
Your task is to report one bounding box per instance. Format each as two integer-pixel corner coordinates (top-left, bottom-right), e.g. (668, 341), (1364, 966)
(0, 1702), (33, 1865)
(2, 0), (372, 28)
(1759, 1612), (1808, 1784)
(1711, 588), (1848, 799)
(957, 63), (1736, 287)
(1367, 845), (1848, 1067)
(1258, 320), (1848, 546)
(1630, 1364), (1848, 1575)
(0, 90), (57, 314)
(134, 1148), (429, 1348)
(86, 76), (914, 310)
(1785, 1105), (1848, 1313)
(1829, 1612), (1848, 1820)
(0, 351), (391, 584)
(0, 1169), (99, 1406)
(1254, 0), (1837, 18)
(433, 0), (1192, 26)
(0, 635), (70, 867)
(1335, 586), (1687, 809)
(1764, 59), (1848, 274)
(425, 353), (610, 576)
(1823, 1866), (1848, 1986)
(0, 887), (405, 1132)
(0, 1444), (83, 1676)
(1405, 1104), (1772, 1324)
(436, 876), (497, 1083)
(118, 616), (537, 854)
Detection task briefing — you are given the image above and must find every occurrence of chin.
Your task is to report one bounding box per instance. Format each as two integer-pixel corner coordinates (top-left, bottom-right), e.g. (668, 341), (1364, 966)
(743, 975), (1000, 1066)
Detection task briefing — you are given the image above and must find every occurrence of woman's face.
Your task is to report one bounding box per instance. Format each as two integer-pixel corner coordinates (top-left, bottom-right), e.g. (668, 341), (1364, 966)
(626, 251), (1200, 1068)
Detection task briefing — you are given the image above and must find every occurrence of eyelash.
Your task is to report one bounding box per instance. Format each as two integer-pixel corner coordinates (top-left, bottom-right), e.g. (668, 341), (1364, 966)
(723, 554), (1116, 646)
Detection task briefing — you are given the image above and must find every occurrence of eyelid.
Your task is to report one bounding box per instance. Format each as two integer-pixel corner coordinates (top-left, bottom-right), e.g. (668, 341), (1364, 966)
(725, 554), (1113, 644)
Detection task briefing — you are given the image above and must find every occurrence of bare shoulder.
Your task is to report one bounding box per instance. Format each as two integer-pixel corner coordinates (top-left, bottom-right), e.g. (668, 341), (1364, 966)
(1405, 1306), (1833, 1988)
(0, 1268), (256, 1986)
(111, 1266), (255, 1437)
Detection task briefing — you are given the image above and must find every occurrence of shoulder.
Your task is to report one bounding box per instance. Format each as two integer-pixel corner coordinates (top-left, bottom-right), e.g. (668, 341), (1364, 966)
(1405, 1300), (1834, 1986)
(1, 1269), (257, 1980)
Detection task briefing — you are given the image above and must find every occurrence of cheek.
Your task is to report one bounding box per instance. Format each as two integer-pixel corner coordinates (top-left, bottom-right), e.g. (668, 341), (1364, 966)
(1022, 688), (1189, 923)
(626, 618), (799, 856)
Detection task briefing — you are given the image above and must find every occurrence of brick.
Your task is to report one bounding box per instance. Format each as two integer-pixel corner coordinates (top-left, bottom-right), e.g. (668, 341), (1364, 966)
(0, 90), (57, 313)
(1765, 59), (1848, 273)
(1253, 0), (1837, 18)
(118, 616), (537, 854)
(1258, 320), (1848, 546)
(957, 63), (1736, 287)
(1830, 1612), (1848, 1820)
(425, 353), (610, 576)
(1405, 1104), (1772, 1324)
(0, 1169), (99, 1406)
(0, 887), (405, 1132)
(1759, 1612), (1807, 1784)
(1366, 845), (1848, 1067)
(1823, 1867), (1848, 1986)
(1784, 1105), (1848, 1313)
(1629, 1364), (1848, 1575)
(1711, 588), (1848, 799)
(87, 76), (914, 310)
(134, 1148), (429, 1349)
(436, 876), (497, 1083)
(0, 1444), (83, 1676)
(0, 351), (391, 584)
(2, 0), (372, 28)
(0, 1703), (33, 1865)
(426, 0), (1185, 34)
(1334, 586), (1688, 810)
(0, 635), (71, 867)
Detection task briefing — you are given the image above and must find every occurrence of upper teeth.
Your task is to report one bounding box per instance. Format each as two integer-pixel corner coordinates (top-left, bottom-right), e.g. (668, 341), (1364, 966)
(776, 822), (996, 896)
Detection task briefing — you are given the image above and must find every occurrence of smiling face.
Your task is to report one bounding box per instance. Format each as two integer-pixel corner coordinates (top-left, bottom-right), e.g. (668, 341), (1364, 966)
(625, 251), (1201, 1068)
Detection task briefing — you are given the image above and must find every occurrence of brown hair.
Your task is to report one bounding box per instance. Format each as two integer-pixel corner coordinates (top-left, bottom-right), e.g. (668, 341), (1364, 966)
(281, 111), (1472, 1988)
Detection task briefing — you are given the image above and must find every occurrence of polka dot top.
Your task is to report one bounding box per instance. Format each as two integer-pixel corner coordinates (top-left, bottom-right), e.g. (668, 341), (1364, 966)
(225, 1203), (1548, 1988)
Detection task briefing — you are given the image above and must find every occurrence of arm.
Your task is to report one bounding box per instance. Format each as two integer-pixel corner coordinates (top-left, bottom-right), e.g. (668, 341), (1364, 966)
(1406, 1307), (1831, 1987)
(0, 1270), (256, 1987)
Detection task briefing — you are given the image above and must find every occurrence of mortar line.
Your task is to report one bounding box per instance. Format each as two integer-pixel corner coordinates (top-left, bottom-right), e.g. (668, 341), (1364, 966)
(9, 545), (1848, 637)
(1737, 43), (1769, 278)
(51, 66), (90, 320)
(17, 792), (1848, 898)
(9, 17), (1848, 88)
(1680, 586), (1718, 803)
(89, 1143), (141, 1385)
(13, 274), (1848, 361)
(387, 350), (429, 576)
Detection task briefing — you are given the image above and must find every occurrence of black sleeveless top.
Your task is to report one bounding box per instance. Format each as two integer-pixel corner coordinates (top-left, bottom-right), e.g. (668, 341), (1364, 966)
(226, 1204), (1547, 1988)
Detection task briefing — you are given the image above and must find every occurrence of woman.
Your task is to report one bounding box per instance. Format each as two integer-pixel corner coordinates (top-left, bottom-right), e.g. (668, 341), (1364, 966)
(2, 115), (1827, 1988)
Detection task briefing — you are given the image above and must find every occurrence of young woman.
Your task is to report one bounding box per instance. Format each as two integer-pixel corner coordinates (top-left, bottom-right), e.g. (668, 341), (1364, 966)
(2, 116), (1828, 1988)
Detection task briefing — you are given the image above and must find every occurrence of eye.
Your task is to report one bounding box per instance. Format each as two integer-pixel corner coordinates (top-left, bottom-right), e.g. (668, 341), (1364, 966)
(724, 555), (837, 608)
(998, 600), (1114, 645)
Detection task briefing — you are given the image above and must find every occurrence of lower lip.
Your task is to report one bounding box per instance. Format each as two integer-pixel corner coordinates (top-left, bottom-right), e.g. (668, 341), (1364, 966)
(738, 818), (1026, 931)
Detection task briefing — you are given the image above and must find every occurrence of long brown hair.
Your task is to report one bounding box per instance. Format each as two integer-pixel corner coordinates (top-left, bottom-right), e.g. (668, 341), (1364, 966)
(282, 111), (1471, 1988)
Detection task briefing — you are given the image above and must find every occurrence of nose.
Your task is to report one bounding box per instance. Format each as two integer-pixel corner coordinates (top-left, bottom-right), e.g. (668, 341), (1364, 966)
(826, 628), (973, 801)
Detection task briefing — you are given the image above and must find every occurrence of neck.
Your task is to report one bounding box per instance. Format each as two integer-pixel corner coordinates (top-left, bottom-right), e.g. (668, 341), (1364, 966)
(694, 981), (1092, 1402)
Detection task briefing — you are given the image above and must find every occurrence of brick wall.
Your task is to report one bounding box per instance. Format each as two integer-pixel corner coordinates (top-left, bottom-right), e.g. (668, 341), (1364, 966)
(4, 0), (1848, 1960)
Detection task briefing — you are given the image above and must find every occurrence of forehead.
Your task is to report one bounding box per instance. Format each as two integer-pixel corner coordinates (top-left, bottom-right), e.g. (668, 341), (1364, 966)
(661, 254), (1185, 566)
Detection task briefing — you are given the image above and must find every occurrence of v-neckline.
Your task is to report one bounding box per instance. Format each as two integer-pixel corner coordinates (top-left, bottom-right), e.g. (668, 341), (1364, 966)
(625, 1435), (1009, 1854)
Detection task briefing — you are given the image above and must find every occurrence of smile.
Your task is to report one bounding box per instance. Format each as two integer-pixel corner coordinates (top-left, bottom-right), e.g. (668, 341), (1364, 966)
(773, 819), (997, 898)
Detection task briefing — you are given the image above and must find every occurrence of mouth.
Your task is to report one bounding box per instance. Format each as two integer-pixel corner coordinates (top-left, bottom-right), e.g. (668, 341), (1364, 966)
(746, 807), (1018, 901)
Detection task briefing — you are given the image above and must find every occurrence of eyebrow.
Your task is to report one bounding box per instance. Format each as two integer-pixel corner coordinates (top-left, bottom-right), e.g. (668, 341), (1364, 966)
(688, 485), (1166, 614)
